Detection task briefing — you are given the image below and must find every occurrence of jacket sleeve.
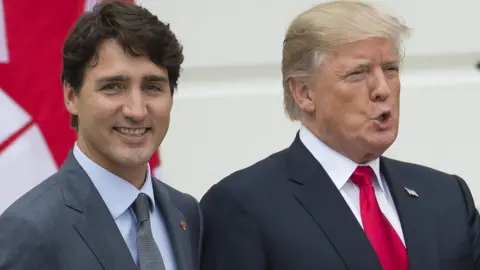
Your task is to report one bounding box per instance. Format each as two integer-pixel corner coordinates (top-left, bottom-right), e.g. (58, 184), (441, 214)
(455, 175), (480, 268)
(0, 214), (55, 270)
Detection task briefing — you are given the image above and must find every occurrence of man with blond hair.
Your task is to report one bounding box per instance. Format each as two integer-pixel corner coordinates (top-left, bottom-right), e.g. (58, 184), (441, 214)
(199, 1), (480, 270)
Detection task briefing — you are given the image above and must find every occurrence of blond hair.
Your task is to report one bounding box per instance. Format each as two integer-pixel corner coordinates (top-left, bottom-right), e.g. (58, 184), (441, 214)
(282, 0), (411, 120)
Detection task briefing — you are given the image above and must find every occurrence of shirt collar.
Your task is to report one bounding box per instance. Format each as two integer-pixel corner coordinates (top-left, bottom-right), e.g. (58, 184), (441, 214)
(299, 125), (386, 192)
(73, 143), (156, 220)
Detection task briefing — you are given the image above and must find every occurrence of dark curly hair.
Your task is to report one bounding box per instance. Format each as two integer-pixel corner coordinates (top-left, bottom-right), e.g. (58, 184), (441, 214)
(61, 0), (183, 129)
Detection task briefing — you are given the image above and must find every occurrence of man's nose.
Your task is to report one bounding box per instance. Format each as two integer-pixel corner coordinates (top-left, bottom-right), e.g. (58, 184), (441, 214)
(122, 89), (147, 121)
(370, 70), (392, 102)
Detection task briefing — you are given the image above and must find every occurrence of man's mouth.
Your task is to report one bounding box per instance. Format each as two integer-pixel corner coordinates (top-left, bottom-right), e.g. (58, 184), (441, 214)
(376, 111), (392, 122)
(114, 127), (150, 136)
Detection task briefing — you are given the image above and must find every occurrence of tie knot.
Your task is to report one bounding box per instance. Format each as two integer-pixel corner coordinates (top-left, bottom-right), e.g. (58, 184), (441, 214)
(351, 166), (374, 187)
(132, 193), (151, 224)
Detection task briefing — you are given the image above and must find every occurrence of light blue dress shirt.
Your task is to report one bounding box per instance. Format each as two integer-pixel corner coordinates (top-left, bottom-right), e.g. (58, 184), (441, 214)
(73, 144), (177, 269)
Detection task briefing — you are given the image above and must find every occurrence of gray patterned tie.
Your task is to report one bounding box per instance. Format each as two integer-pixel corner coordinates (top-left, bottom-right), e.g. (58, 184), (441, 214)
(132, 193), (166, 270)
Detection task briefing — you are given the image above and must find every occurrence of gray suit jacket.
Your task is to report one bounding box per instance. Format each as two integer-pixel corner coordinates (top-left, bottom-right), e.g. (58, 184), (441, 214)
(0, 151), (203, 270)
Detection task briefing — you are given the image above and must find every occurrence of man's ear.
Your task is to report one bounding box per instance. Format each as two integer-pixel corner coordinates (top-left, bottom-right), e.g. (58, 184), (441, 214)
(63, 82), (79, 116)
(288, 76), (315, 114)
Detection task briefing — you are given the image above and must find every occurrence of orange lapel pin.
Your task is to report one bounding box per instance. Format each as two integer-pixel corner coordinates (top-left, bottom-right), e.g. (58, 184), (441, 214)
(180, 220), (187, 231)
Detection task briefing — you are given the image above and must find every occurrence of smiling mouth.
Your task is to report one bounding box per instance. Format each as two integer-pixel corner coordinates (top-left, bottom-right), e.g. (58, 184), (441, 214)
(114, 127), (150, 137)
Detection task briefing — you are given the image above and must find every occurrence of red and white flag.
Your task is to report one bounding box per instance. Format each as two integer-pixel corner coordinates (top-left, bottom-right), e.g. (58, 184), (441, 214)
(0, 0), (161, 213)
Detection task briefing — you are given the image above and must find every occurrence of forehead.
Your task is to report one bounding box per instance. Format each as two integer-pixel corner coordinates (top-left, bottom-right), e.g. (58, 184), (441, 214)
(324, 38), (400, 68)
(86, 39), (168, 80)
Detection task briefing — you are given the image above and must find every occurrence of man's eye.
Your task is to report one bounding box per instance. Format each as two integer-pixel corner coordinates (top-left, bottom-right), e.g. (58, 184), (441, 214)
(385, 66), (399, 72)
(349, 70), (364, 76)
(346, 70), (366, 81)
(384, 67), (400, 77)
(101, 83), (122, 91)
(144, 85), (161, 92)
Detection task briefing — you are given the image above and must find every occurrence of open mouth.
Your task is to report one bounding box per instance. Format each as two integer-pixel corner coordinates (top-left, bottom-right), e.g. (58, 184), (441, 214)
(114, 127), (151, 137)
(376, 111), (392, 123)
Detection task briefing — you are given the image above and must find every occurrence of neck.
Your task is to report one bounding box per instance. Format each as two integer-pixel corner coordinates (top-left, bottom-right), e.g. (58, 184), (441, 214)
(112, 165), (148, 189)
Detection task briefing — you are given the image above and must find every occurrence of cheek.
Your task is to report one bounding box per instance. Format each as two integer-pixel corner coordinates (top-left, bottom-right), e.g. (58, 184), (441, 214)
(329, 83), (364, 108)
(332, 89), (366, 119)
(388, 78), (401, 95)
(149, 98), (172, 120)
(339, 97), (371, 130)
(80, 96), (118, 124)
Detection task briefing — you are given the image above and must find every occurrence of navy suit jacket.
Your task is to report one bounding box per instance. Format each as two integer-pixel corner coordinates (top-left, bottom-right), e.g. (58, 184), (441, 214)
(200, 134), (480, 270)
(0, 151), (203, 270)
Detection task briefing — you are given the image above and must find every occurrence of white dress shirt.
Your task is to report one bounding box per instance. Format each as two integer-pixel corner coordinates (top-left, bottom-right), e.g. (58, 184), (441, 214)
(73, 143), (177, 269)
(299, 125), (405, 245)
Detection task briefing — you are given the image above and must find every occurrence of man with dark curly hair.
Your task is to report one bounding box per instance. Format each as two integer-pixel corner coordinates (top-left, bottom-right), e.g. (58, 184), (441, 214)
(0, 2), (202, 270)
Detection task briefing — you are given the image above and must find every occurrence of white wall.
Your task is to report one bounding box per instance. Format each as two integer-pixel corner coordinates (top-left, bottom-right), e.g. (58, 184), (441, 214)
(140, 0), (480, 68)
(137, 0), (480, 202)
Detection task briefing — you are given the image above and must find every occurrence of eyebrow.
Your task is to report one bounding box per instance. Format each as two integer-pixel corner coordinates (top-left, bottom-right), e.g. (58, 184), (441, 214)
(96, 75), (129, 84)
(350, 60), (400, 70)
(382, 60), (400, 67)
(96, 74), (169, 84)
(352, 63), (371, 70)
(143, 75), (169, 83)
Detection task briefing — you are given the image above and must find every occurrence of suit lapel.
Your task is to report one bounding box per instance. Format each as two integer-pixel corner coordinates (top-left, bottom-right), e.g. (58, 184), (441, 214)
(61, 152), (137, 270)
(380, 158), (440, 270)
(152, 179), (191, 270)
(286, 135), (383, 270)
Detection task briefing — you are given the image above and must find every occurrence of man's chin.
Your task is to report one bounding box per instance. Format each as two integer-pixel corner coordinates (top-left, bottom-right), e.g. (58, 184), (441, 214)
(118, 158), (149, 168)
(110, 149), (154, 167)
(367, 137), (396, 156)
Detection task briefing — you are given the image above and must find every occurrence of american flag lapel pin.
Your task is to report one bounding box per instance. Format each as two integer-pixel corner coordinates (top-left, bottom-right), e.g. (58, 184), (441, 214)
(180, 220), (187, 231)
(404, 187), (419, 198)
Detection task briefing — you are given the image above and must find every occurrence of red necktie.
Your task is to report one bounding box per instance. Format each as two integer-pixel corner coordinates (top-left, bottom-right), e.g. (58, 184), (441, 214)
(351, 166), (409, 270)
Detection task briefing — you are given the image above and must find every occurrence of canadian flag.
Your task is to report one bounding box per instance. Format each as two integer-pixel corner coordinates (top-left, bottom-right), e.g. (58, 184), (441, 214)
(0, 0), (161, 213)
